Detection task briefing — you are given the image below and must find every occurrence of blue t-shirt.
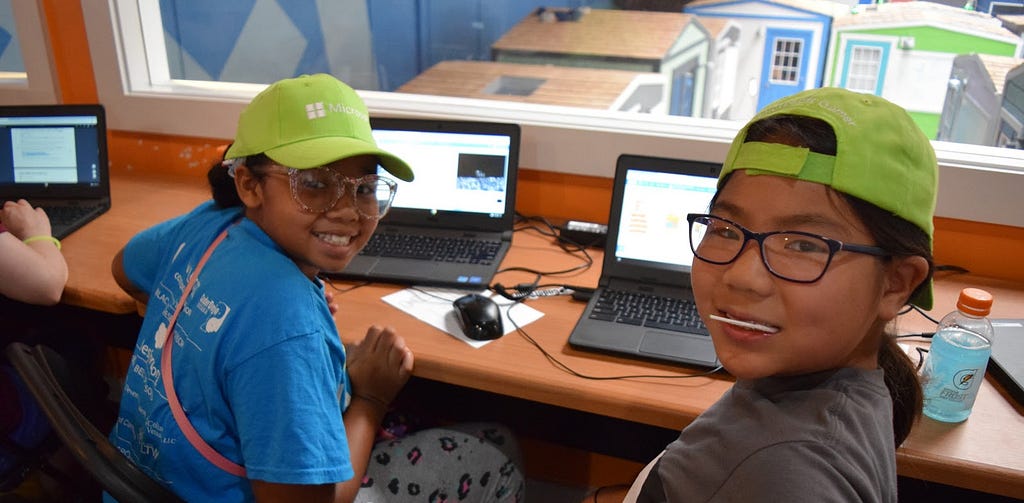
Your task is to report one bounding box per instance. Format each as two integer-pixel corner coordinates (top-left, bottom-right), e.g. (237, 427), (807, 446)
(107, 201), (353, 502)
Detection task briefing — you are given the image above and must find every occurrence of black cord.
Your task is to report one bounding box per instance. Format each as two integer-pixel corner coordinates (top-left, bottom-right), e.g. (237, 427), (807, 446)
(898, 303), (940, 326)
(321, 278), (373, 294)
(501, 213), (595, 277)
(592, 483), (632, 502)
(935, 264), (970, 275)
(505, 299), (725, 381)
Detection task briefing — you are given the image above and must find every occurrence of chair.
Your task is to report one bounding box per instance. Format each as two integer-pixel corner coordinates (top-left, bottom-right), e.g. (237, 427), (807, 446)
(4, 342), (184, 503)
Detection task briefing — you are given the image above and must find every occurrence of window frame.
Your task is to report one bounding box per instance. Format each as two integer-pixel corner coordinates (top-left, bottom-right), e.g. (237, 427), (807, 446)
(0, 1), (58, 105)
(82, 0), (1024, 229)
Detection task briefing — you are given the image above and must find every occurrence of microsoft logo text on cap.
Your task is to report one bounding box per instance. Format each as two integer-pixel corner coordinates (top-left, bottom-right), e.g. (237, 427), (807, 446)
(304, 102), (368, 122)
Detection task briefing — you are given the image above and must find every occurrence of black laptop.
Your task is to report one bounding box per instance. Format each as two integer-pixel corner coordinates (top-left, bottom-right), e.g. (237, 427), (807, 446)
(990, 319), (1024, 406)
(328, 118), (520, 288)
(0, 104), (110, 240)
(568, 154), (722, 367)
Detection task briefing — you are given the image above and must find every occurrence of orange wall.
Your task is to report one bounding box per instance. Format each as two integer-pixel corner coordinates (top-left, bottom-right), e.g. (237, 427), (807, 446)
(42, 1), (1024, 284)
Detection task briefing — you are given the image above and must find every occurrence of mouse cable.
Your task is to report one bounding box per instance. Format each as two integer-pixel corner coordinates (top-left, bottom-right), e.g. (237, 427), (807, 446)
(505, 301), (725, 381)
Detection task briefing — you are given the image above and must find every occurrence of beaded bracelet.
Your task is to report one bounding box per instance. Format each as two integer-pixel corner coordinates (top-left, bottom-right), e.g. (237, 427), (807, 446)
(22, 235), (62, 250)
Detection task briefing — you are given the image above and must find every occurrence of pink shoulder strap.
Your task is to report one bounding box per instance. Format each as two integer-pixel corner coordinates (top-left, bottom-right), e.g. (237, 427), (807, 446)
(159, 226), (246, 477)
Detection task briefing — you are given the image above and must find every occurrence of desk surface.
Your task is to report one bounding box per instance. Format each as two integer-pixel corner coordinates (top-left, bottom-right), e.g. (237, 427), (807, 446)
(61, 173), (1024, 499)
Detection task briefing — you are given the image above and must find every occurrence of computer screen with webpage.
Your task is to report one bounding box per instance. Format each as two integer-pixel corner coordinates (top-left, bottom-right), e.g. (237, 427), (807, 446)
(0, 113), (103, 188)
(613, 168), (718, 267)
(372, 128), (512, 218)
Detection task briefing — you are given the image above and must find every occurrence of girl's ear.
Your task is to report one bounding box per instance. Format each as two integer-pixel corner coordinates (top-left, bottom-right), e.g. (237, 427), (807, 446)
(233, 165), (264, 209)
(880, 255), (930, 321)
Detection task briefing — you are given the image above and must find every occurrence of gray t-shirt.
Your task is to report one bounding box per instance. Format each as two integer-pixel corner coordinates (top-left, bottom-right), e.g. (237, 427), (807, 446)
(629, 367), (897, 503)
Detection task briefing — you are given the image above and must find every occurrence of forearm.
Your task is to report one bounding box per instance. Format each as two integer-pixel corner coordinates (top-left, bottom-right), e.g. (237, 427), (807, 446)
(0, 234), (68, 305)
(337, 396), (388, 502)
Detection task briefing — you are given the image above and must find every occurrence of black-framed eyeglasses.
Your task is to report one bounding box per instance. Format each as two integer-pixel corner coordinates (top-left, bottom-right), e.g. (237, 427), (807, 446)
(686, 213), (891, 283)
(266, 165), (397, 219)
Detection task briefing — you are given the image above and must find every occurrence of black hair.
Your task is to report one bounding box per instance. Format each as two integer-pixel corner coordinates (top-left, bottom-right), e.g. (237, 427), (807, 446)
(206, 152), (272, 208)
(737, 114), (929, 447)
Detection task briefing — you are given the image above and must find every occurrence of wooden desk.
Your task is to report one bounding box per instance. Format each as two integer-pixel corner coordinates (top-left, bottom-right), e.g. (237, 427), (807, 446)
(61, 173), (1024, 499)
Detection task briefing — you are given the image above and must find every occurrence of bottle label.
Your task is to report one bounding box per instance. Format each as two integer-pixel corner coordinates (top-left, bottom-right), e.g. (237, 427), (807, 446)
(938, 387), (967, 402)
(951, 368), (981, 390)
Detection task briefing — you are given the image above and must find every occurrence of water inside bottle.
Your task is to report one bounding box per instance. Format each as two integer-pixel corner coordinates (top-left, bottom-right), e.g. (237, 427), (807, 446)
(922, 328), (992, 422)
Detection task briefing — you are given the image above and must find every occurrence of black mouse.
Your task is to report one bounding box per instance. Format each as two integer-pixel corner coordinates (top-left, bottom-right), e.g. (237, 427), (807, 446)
(452, 293), (504, 341)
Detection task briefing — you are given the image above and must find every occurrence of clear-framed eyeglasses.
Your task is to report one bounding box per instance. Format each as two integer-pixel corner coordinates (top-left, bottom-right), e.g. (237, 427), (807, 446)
(267, 165), (397, 219)
(686, 213), (891, 283)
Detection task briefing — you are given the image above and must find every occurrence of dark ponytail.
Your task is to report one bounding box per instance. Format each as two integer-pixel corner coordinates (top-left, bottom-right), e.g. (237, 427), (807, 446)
(744, 115), (930, 447)
(206, 153), (271, 208)
(842, 194), (931, 446)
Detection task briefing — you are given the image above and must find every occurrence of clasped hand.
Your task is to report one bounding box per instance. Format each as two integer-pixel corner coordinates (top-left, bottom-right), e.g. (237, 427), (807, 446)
(345, 325), (414, 408)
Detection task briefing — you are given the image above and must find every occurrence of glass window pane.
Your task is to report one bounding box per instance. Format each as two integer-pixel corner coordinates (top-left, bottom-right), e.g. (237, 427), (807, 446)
(0, 0), (25, 81)
(81, 0), (1024, 230)
(0, 0), (57, 103)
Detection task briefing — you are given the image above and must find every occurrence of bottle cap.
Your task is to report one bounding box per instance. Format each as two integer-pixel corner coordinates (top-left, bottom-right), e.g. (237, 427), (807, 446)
(957, 288), (993, 316)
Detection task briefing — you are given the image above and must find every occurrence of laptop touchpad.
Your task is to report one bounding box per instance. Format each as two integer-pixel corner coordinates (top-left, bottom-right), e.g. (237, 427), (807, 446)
(639, 330), (717, 362)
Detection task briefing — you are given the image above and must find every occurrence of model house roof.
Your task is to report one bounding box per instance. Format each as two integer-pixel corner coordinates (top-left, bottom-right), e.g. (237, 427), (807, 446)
(997, 14), (1024, 35)
(974, 53), (1024, 94)
(492, 9), (698, 61)
(693, 16), (731, 39)
(396, 60), (653, 109)
(686, 0), (855, 17)
(835, 1), (1017, 39)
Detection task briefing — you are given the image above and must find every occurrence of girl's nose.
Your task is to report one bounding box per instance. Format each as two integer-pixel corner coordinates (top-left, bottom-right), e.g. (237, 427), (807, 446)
(720, 241), (775, 296)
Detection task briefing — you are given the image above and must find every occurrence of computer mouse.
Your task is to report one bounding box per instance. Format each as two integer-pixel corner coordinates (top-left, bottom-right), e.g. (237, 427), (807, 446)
(452, 293), (504, 341)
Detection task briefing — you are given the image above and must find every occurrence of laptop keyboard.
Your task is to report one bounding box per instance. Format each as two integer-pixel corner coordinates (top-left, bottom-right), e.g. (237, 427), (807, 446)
(41, 205), (98, 226)
(360, 233), (502, 264)
(590, 288), (708, 335)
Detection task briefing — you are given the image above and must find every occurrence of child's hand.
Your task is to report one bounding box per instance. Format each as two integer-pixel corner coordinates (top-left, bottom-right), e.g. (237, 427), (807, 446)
(346, 325), (414, 408)
(1, 199), (53, 240)
(324, 290), (339, 315)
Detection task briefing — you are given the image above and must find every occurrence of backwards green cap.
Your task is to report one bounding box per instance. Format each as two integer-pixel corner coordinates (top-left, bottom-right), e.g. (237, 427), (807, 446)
(224, 73), (414, 182)
(721, 87), (938, 309)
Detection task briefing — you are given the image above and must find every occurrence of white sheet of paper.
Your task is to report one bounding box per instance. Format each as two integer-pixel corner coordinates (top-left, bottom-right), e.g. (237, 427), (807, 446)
(382, 287), (544, 348)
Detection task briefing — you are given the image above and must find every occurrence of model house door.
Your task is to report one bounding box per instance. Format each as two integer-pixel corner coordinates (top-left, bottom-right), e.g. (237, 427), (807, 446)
(757, 27), (812, 111)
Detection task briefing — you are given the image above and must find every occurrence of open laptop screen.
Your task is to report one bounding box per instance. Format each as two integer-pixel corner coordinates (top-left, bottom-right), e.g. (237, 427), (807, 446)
(0, 104), (108, 201)
(613, 167), (718, 269)
(371, 121), (514, 219)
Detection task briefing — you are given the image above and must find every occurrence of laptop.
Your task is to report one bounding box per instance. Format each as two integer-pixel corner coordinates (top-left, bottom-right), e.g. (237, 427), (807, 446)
(990, 319), (1024, 406)
(0, 104), (110, 240)
(568, 154), (722, 368)
(328, 118), (520, 288)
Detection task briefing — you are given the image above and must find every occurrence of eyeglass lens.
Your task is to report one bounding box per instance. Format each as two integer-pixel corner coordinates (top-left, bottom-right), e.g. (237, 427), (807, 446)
(289, 168), (396, 218)
(689, 215), (835, 282)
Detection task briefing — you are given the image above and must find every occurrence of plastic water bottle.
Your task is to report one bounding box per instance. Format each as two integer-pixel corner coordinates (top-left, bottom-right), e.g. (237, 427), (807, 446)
(921, 288), (995, 423)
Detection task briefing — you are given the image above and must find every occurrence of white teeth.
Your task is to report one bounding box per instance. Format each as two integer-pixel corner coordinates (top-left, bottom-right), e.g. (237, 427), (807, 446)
(709, 314), (779, 333)
(317, 233), (351, 246)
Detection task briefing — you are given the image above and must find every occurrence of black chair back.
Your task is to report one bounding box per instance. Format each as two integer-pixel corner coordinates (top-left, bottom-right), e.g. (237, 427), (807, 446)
(4, 342), (184, 503)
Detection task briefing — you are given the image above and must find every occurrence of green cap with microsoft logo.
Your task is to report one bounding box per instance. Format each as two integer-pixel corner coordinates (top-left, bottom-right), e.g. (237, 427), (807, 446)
(224, 73), (414, 181)
(721, 87), (937, 309)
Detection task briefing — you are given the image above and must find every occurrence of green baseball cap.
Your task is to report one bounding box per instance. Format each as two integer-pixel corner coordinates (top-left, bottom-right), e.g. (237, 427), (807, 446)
(224, 73), (414, 182)
(721, 87), (937, 309)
